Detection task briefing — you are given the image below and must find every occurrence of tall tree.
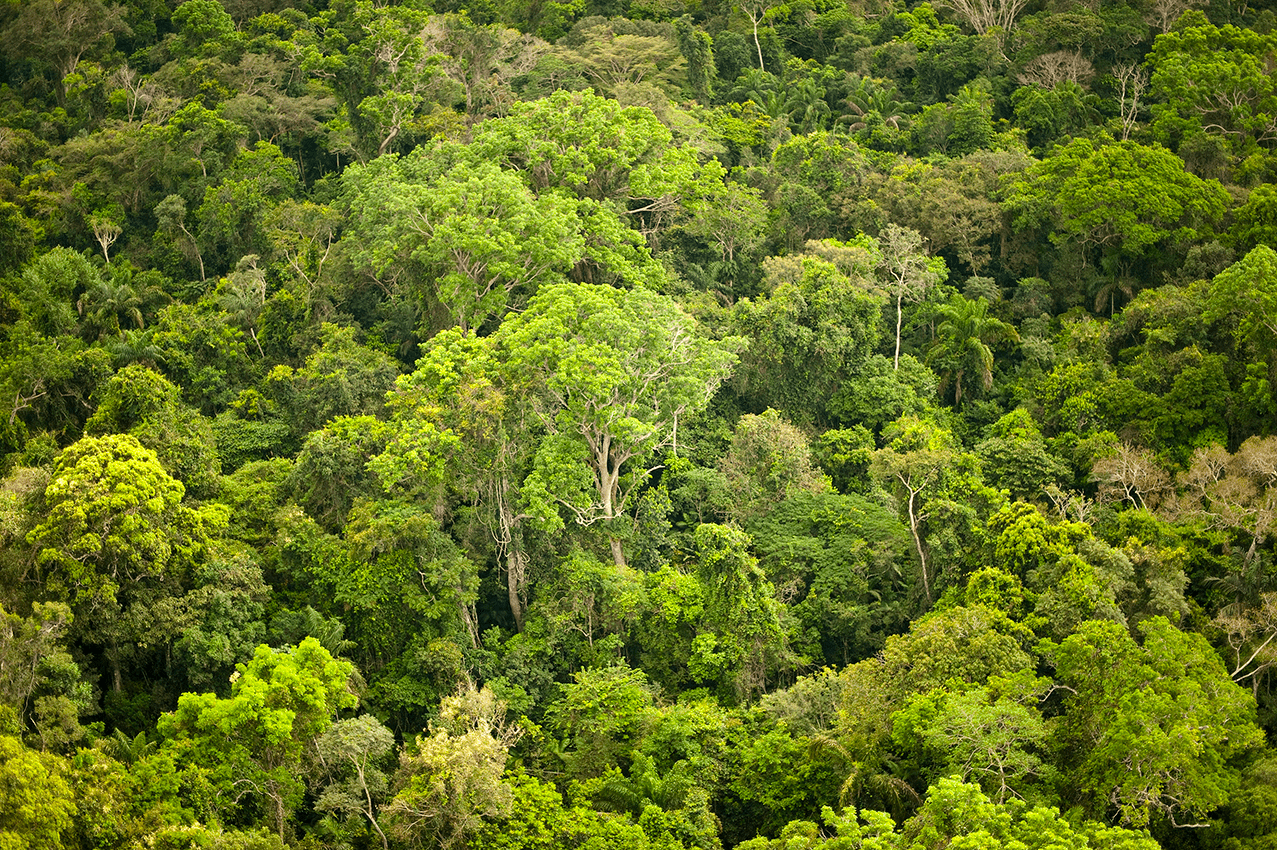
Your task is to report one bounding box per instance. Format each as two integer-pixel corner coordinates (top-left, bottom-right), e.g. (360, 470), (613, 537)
(1004, 138), (1228, 273)
(877, 224), (946, 371)
(1048, 617), (1263, 828)
(871, 417), (979, 603)
(345, 156), (584, 334)
(1205, 246), (1277, 416)
(498, 282), (742, 568)
(1147, 23), (1277, 156)
(0, 0), (126, 102)
(26, 434), (217, 691)
(374, 330), (535, 631)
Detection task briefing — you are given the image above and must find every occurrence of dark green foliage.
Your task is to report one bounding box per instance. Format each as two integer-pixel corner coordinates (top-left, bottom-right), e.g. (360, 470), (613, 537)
(749, 492), (913, 665)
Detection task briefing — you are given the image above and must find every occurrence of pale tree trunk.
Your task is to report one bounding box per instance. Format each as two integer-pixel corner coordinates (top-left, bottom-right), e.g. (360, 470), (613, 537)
(741, 1), (769, 70)
(459, 592), (480, 648)
(494, 477), (527, 631)
(610, 536), (627, 570)
(268, 779), (287, 842)
(107, 642), (123, 692)
(364, 784), (390, 850)
(506, 548), (526, 631)
(595, 435), (628, 569)
(906, 487), (931, 603)
(894, 291), (904, 370)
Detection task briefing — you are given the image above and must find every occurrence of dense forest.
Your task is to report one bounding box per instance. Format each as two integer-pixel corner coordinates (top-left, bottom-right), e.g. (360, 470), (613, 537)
(1, 0), (1277, 845)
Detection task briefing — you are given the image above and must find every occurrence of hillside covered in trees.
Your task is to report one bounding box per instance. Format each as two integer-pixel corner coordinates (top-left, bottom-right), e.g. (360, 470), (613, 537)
(2, 0), (1277, 846)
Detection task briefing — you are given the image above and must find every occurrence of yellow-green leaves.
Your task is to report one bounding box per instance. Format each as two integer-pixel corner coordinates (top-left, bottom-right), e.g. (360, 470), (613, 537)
(30, 434), (192, 609)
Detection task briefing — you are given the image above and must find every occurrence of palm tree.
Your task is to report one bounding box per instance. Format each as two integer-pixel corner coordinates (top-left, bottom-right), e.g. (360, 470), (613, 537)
(1091, 274), (1137, 316)
(107, 329), (166, 369)
(836, 77), (913, 134)
(786, 76), (831, 133)
(77, 278), (144, 340)
(927, 294), (1019, 407)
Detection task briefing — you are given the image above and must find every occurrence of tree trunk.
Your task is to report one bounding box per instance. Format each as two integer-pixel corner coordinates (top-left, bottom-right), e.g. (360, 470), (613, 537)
(598, 437), (627, 570)
(907, 488), (931, 603)
(108, 643), (123, 692)
(495, 481), (526, 631)
(894, 292), (904, 370)
(505, 548), (526, 632)
(269, 781), (287, 842)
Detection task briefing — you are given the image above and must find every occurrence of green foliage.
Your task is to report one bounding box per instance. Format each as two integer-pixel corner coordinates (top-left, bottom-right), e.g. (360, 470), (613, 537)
(471, 769), (659, 850)
(31, 434), (194, 604)
(1147, 23), (1277, 163)
(749, 491), (913, 665)
(150, 301), (252, 413)
(289, 415), (391, 532)
(196, 143), (298, 273)
(344, 154), (587, 334)
(731, 249), (883, 426)
(891, 673), (1050, 803)
(976, 410), (1069, 502)
(1206, 246), (1277, 416)
(500, 282), (742, 562)
(871, 415), (1000, 603)
(86, 364), (222, 497)
(880, 604), (1036, 699)
(1047, 617), (1264, 828)
(719, 409), (831, 523)
(159, 637), (358, 838)
(0, 734), (74, 849)
(730, 724), (845, 837)
(898, 776), (1161, 850)
(1005, 137), (1229, 265)
(27, 433), (219, 699)
(4, 0), (1277, 843)
(172, 554), (270, 694)
(384, 683), (522, 850)
(693, 524), (787, 701)
(311, 714), (396, 848)
(927, 293), (1018, 407)
(548, 663), (654, 779)
(1230, 184), (1277, 252)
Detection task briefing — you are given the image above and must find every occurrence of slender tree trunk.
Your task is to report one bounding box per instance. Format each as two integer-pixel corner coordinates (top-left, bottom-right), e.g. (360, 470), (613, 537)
(459, 589), (479, 648)
(894, 292), (904, 370)
(367, 803), (390, 850)
(108, 643), (123, 692)
(495, 479), (526, 631)
(269, 781), (287, 842)
(743, 2), (767, 69)
(179, 224), (205, 281)
(906, 488), (931, 603)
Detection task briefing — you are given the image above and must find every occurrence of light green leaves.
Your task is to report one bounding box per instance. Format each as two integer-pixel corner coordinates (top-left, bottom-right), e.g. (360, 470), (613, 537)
(1048, 617), (1264, 828)
(1004, 138), (1228, 262)
(29, 434), (192, 610)
(345, 157), (584, 333)
(499, 282), (743, 536)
